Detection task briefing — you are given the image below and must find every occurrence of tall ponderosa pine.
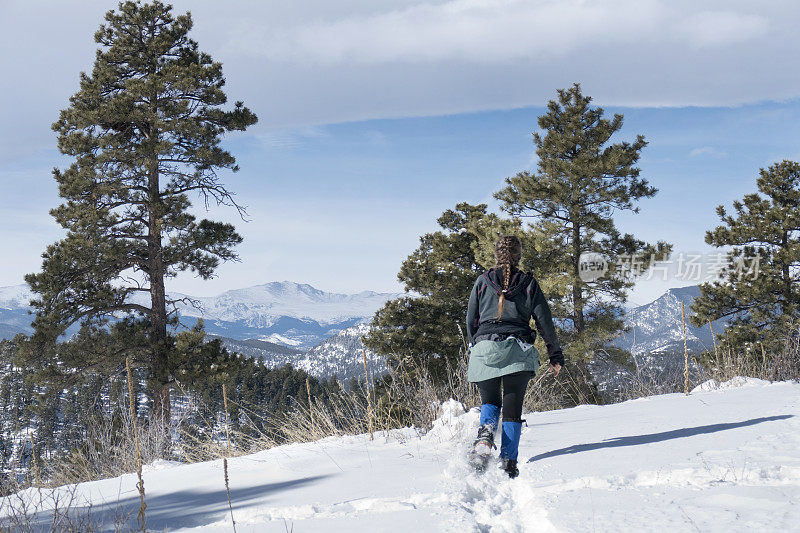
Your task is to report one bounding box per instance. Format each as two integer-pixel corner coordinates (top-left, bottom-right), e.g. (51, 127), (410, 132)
(495, 84), (670, 356)
(690, 161), (800, 352)
(23, 1), (257, 423)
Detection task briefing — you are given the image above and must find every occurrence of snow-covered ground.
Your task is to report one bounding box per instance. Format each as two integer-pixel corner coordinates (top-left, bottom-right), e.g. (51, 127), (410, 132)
(3, 378), (799, 532)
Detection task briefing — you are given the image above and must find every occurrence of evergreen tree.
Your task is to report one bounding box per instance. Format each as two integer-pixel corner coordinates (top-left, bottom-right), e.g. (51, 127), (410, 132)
(365, 203), (564, 383)
(690, 160), (800, 352)
(495, 84), (670, 357)
(23, 1), (257, 424)
(364, 203), (490, 380)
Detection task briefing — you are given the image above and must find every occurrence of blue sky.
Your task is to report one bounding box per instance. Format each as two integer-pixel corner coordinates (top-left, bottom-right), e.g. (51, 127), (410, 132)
(2, 1), (799, 306)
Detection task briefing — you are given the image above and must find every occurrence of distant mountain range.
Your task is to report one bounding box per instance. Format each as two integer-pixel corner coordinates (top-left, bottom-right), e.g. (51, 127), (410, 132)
(0, 281), (401, 349)
(0, 281), (731, 387)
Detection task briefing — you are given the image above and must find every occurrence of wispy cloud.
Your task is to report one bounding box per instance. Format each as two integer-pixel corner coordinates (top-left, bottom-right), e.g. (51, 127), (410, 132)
(231, 1), (770, 65)
(363, 130), (388, 145)
(203, 0), (799, 128)
(676, 10), (768, 48)
(2, 0), (798, 138)
(689, 146), (729, 158)
(255, 126), (329, 150)
(233, 0), (666, 64)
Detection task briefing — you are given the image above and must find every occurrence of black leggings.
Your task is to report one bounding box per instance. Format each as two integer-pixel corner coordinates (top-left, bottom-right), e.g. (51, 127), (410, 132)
(475, 371), (533, 423)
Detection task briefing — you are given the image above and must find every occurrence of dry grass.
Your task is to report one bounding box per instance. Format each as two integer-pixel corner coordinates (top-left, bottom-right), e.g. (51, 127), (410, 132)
(600, 323), (800, 403)
(524, 361), (599, 412)
(614, 364), (694, 402)
(0, 483), (98, 532)
(705, 326), (800, 384)
(45, 404), (173, 489)
(0, 479), (137, 532)
(256, 347), (480, 446)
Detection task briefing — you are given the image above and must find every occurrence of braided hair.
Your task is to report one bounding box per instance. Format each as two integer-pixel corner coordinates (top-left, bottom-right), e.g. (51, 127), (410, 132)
(494, 235), (522, 319)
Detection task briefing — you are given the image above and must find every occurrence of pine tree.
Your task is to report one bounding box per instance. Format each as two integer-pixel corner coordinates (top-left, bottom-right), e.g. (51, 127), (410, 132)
(495, 84), (670, 357)
(690, 160), (800, 353)
(365, 202), (566, 383)
(364, 203), (490, 381)
(23, 1), (257, 425)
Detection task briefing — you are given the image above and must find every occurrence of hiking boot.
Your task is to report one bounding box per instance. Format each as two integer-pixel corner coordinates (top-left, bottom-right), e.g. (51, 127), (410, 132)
(501, 458), (519, 479)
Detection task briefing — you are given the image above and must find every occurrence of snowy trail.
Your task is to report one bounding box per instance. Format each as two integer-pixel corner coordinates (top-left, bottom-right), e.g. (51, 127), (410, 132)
(3, 379), (799, 532)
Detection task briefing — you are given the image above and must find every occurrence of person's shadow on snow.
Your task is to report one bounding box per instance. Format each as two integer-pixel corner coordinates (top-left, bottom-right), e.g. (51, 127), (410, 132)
(527, 415), (794, 463)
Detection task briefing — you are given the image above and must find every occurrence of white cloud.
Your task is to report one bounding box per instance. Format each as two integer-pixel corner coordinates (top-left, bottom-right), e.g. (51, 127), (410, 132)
(231, 0), (668, 65)
(226, 1), (777, 67)
(689, 146), (728, 158)
(208, 0), (799, 128)
(1, 0), (799, 145)
(677, 11), (769, 48)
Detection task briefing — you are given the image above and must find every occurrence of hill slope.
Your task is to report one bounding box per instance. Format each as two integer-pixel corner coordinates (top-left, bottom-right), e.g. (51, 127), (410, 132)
(212, 323), (384, 382)
(286, 322), (385, 382)
(208, 335), (305, 361)
(5, 379), (799, 531)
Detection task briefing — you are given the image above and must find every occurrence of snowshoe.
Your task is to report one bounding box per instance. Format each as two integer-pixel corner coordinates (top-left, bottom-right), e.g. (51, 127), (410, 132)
(468, 424), (496, 473)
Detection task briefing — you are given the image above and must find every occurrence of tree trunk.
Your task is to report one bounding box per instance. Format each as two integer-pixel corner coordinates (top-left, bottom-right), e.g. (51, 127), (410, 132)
(781, 230), (792, 317)
(572, 221), (585, 332)
(148, 155), (171, 429)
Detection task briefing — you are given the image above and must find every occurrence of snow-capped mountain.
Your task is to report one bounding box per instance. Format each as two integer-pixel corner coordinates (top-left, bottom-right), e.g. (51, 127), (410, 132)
(614, 285), (727, 357)
(0, 284), (34, 310)
(207, 335), (305, 362)
(0, 281), (732, 390)
(0, 285), (36, 338)
(172, 282), (399, 348)
(0, 281), (401, 348)
(296, 322), (385, 382)
(214, 322), (385, 383)
(589, 285), (730, 400)
(168, 282), (398, 326)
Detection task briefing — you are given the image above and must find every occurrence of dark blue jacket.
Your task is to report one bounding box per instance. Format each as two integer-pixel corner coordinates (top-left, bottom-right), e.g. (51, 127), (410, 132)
(466, 268), (565, 367)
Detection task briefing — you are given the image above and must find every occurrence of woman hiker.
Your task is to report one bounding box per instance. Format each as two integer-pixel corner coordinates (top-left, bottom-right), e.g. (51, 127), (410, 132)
(466, 235), (565, 478)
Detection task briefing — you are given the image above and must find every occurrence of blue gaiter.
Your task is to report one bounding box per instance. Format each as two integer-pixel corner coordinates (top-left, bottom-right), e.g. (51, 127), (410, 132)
(479, 404), (500, 431)
(500, 421), (522, 460)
